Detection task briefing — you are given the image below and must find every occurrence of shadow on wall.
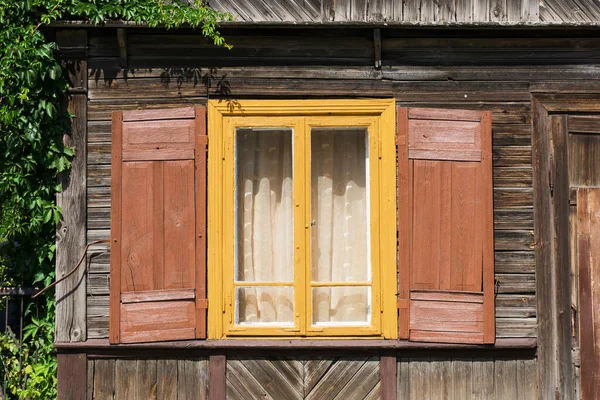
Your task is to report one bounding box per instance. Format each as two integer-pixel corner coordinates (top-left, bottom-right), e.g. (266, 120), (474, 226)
(88, 66), (240, 111)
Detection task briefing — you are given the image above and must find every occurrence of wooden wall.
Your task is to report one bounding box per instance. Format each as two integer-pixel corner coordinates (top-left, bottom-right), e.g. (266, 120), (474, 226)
(208, 0), (600, 24)
(79, 27), (600, 341)
(87, 358), (209, 399)
(85, 354), (536, 399)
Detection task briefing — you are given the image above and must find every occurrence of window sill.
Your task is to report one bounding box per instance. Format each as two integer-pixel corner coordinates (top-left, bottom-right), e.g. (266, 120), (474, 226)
(54, 338), (536, 353)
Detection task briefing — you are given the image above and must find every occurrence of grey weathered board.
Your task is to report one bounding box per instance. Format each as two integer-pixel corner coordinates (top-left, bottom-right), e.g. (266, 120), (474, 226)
(207, 0), (554, 23)
(226, 357), (380, 400)
(87, 358), (208, 399)
(83, 29), (549, 341)
(397, 356), (536, 399)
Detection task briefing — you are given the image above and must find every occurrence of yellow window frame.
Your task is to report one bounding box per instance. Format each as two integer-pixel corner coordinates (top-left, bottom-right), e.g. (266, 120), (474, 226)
(208, 99), (397, 339)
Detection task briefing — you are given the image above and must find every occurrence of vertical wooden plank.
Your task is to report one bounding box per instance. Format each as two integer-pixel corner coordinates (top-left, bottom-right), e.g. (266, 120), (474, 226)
(473, 0), (489, 21)
(397, 357), (409, 400)
(195, 107), (208, 339)
(439, 162), (452, 291)
(403, 0), (420, 21)
(420, 0), (436, 22)
(109, 111), (123, 344)
(209, 355), (226, 400)
(87, 359), (94, 400)
(436, 0), (455, 22)
(178, 358), (208, 400)
(456, 0), (473, 21)
(570, 204), (579, 352)
(93, 359), (115, 400)
(57, 353), (87, 400)
(430, 360), (451, 399)
(490, 0), (507, 21)
(516, 359), (537, 399)
(495, 359), (518, 399)
(506, 0), (522, 21)
(397, 108), (410, 339)
(551, 115), (574, 397)
(472, 359), (494, 400)
(409, 358), (430, 399)
(121, 162), (156, 292)
(412, 160), (442, 290)
(115, 359), (136, 399)
(578, 188), (600, 400)
(136, 359), (157, 400)
(481, 111), (495, 344)
(532, 97), (555, 400)
(56, 29), (88, 343)
(380, 356), (396, 400)
(163, 160), (195, 289)
(452, 359), (473, 399)
(153, 161), (164, 290)
(157, 359), (178, 400)
(523, 0), (539, 21)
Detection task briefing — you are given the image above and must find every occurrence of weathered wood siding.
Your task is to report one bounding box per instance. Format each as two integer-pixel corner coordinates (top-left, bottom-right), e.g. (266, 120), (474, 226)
(397, 356), (536, 399)
(85, 355), (536, 399)
(78, 27), (600, 341)
(87, 358), (208, 399)
(209, 0), (545, 23)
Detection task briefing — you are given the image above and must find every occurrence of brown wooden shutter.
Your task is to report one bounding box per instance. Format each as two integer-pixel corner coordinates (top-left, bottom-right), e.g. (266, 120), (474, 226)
(397, 107), (494, 344)
(109, 107), (207, 344)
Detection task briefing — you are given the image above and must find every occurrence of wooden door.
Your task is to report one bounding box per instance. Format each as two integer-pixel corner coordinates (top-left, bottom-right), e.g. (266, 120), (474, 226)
(568, 116), (600, 399)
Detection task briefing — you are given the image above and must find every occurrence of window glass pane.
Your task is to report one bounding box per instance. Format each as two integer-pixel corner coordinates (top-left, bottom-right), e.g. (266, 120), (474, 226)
(235, 128), (294, 282)
(236, 286), (294, 325)
(310, 127), (370, 283)
(312, 286), (371, 325)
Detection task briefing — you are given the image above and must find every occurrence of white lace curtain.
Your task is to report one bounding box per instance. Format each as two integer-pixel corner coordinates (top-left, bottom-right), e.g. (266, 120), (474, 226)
(235, 128), (370, 326)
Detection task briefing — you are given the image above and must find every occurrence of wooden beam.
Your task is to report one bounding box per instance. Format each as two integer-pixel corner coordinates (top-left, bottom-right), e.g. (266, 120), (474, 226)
(380, 356), (397, 400)
(116, 28), (128, 69)
(55, 29), (88, 343)
(374, 28), (382, 69)
(57, 353), (87, 400)
(209, 355), (226, 400)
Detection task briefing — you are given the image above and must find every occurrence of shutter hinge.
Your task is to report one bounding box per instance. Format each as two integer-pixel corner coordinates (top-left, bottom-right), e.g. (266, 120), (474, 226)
(549, 154), (554, 197)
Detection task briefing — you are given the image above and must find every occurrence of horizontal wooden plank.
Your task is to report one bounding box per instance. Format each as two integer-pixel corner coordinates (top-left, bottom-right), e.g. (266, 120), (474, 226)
(89, 99), (208, 121)
(122, 107), (195, 122)
(569, 115), (600, 134)
(88, 207), (110, 230)
(494, 230), (535, 251)
(397, 102), (530, 125)
(121, 289), (195, 304)
(495, 274), (536, 294)
(410, 300), (484, 332)
(89, 274), (110, 295)
(496, 294), (536, 318)
(493, 188), (533, 208)
(492, 146), (532, 167)
(494, 209), (534, 230)
(495, 318), (537, 338)
(493, 167), (532, 187)
(408, 107), (482, 121)
(392, 81), (530, 102)
(121, 301), (196, 343)
(88, 164), (111, 187)
(410, 330), (484, 344)
(492, 124), (531, 146)
(88, 187), (110, 208)
(382, 65), (600, 81)
(494, 251), (535, 274)
(410, 291), (483, 303)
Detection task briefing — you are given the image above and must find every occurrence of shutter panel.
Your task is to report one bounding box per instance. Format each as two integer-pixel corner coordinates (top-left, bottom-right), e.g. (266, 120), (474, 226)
(109, 107), (207, 344)
(397, 107), (494, 344)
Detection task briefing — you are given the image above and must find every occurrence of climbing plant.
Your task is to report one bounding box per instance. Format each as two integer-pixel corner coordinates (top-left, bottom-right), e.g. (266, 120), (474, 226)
(0, 1), (231, 398)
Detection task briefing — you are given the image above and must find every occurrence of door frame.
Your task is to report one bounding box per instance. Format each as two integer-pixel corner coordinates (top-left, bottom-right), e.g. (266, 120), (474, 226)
(532, 93), (600, 400)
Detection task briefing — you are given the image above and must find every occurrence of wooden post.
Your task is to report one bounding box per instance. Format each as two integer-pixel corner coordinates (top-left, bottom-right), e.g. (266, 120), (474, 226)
(209, 355), (226, 400)
(532, 98), (573, 399)
(380, 355), (397, 400)
(57, 353), (87, 400)
(55, 29), (88, 342)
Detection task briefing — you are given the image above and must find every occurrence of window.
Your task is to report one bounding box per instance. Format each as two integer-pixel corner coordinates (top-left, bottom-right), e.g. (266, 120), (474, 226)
(109, 102), (494, 344)
(207, 100), (397, 338)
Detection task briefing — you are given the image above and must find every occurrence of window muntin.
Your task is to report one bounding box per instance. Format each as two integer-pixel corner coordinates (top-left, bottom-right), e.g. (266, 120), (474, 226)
(209, 100), (397, 339)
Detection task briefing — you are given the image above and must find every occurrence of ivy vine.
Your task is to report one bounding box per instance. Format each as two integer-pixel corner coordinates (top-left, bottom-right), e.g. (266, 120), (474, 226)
(0, 1), (231, 398)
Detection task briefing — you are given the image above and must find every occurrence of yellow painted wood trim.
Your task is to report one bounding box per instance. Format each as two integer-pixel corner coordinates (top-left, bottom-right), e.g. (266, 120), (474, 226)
(207, 99), (397, 339)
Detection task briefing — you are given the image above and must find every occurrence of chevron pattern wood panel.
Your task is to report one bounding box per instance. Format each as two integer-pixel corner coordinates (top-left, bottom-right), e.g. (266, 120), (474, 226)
(540, 0), (600, 22)
(226, 357), (380, 400)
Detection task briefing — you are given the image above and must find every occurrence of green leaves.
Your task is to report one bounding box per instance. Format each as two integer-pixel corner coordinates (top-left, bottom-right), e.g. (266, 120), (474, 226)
(0, 1), (230, 398)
